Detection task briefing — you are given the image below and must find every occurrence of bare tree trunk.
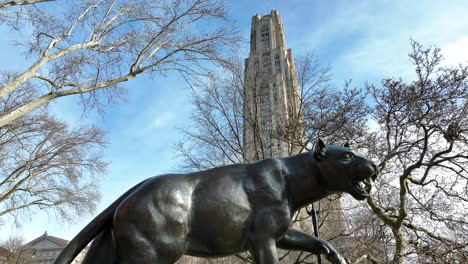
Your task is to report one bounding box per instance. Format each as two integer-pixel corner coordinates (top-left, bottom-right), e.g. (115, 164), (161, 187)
(392, 228), (407, 264)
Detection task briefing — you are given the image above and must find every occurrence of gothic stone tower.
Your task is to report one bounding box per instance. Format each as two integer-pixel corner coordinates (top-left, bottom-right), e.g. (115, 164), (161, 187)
(243, 10), (302, 162)
(243, 10), (313, 263)
(243, 10), (346, 263)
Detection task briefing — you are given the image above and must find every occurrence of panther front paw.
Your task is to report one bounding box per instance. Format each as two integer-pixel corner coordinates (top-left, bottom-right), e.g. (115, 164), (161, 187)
(325, 251), (347, 264)
(318, 241), (347, 264)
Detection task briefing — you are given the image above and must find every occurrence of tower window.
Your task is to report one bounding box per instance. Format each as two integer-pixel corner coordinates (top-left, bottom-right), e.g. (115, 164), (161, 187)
(262, 55), (270, 67)
(275, 55), (281, 72)
(261, 27), (270, 50)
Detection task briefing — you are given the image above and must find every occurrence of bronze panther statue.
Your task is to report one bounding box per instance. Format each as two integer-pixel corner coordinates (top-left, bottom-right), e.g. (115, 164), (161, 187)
(55, 139), (378, 264)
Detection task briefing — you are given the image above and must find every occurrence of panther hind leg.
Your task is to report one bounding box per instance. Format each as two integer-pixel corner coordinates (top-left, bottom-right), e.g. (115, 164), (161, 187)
(82, 228), (116, 264)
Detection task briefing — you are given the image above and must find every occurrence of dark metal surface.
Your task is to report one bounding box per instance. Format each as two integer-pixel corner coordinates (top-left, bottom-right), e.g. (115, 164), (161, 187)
(308, 203), (322, 264)
(55, 139), (378, 264)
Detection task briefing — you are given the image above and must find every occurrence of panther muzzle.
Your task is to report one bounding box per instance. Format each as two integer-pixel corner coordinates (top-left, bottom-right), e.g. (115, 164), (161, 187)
(350, 164), (378, 200)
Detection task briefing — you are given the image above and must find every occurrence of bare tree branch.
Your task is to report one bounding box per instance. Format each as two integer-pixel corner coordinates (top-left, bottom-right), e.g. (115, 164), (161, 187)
(0, 0), (52, 9)
(360, 40), (468, 264)
(0, 0), (239, 127)
(0, 85), (107, 223)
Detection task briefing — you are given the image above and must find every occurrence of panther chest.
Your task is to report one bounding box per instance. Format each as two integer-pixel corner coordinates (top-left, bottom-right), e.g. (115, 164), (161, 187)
(250, 203), (292, 240)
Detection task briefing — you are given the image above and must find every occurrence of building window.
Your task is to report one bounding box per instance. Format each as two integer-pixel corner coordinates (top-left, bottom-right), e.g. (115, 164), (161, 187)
(260, 83), (268, 93)
(261, 26), (270, 50)
(275, 54), (281, 72)
(262, 54), (271, 74)
(251, 29), (256, 51)
(262, 55), (270, 66)
(261, 31), (269, 41)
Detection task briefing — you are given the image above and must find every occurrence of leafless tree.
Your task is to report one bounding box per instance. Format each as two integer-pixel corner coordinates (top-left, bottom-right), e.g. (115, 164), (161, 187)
(175, 56), (245, 170)
(0, 235), (29, 264)
(291, 53), (370, 150)
(176, 53), (368, 169)
(0, 0), (239, 127)
(343, 40), (468, 264)
(0, 75), (107, 223)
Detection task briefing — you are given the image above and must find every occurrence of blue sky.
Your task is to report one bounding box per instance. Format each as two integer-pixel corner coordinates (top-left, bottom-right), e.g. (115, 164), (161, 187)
(1, 0), (468, 242)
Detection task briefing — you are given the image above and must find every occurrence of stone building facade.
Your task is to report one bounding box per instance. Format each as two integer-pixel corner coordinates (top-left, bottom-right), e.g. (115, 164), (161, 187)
(20, 232), (86, 264)
(243, 10), (302, 162)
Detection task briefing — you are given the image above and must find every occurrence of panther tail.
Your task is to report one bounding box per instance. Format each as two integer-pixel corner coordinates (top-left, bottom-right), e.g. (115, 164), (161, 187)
(54, 178), (152, 264)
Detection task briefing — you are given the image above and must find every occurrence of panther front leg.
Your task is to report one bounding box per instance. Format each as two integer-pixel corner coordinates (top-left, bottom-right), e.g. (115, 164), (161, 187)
(277, 228), (346, 264)
(249, 237), (280, 264)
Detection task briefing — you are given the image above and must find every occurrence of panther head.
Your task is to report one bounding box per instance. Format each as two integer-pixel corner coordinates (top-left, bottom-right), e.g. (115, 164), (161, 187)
(314, 139), (378, 200)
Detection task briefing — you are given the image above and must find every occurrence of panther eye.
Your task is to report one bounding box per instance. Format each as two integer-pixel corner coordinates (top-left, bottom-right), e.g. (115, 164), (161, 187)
(342, 153), (354, 161)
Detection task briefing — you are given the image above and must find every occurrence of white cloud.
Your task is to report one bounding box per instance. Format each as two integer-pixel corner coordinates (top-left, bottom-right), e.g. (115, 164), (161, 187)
(152, 112), (175, 129)
(441, 37), (468, 66)
(304, 1), (468, 83)
(301, 2), (372, 50)
(122, 104), (177, 139)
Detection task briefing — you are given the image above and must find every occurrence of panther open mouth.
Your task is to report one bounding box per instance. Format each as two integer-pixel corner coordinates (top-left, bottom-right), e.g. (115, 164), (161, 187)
(350, 172), (377, 200)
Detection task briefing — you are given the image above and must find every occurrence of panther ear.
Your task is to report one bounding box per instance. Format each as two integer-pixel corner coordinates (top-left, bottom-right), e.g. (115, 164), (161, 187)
(343, 142), (350, 148)
(314, 138), (327, 160)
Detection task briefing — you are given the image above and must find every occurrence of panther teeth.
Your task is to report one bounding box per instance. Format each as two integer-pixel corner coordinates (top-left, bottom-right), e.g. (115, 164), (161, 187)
(353, 180), (368, 195)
